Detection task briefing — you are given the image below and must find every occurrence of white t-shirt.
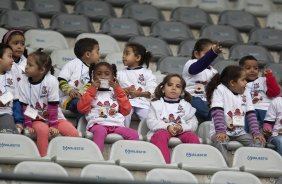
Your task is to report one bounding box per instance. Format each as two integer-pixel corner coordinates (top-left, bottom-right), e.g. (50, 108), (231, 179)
(11, 55), (27, 82)
(85, 90), (126, 129)
(0, 71), (17, 115)
(246, 77), (272, 110)
(58, 58), (90, 107)
(117, 67), (157, 109)
(146, 98), (198, 138)
(264, 97), (282, 137)
(18, 74), (65, 121)
(210, 84), (255, 137)
(182, 59), (217, 101)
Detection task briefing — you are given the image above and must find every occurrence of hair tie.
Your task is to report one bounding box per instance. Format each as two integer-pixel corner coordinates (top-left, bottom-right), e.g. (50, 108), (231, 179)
(3, 29), (24, 44)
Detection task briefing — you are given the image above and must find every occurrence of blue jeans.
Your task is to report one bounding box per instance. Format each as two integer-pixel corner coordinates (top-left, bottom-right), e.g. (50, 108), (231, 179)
(191, 96), (211, 122)
(66, 98), (83, 122)
(270, 136), (282, 156)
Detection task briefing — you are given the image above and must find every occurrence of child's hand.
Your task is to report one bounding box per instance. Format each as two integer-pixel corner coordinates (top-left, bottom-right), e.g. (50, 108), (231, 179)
(215, 132), (228, 143)
(174, 124), (183, 135)
(109, 78), (119, 90)
(263, 127), (272, 138)
(264, 69), (272, 75)
(128, 86), (138, 98)
(167, 125), (177, 136)
(27, 127), (35, 134)
(253, 135), (266, 145)
(49, 127), (59, 136)
(212, 43), (223, 54)
(16, 124), (23, 133)
(69, 89), (80, 98)
(92, 78), (101, 89)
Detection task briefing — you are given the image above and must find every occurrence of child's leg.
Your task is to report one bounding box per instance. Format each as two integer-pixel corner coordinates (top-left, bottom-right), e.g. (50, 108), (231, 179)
(255, 109), (267, 129)
(32, 121), (49, 157)
(57, 119), (79, 137)
(124, 108), (134, 127)
(177, 131), (200, 144)
(270, 136), (282, 156)
(0, 114), (19, 134)
(211, 134), (229, 166)
(89, 124), (108, 151)
(135, 107), (149, 121)
(66, 98), (80, 114)
(150, 130), (171, 164)
(233, 133), (254, 147)
(191, 96), (211, 122)
(113, 126), (139, 140)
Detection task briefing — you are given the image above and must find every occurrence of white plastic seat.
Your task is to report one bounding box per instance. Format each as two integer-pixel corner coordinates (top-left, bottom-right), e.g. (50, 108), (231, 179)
(0, 134), (49, 164)
(212, 59), (239, 74)
(232, 147), (282, 177)
(104, 52), (124, 71)
(75, 33), (121, 58)
(171, 144), (233, 174)
(210, 171), (262, 184)
(198, 0), (230, 13)
(81, 164), (134, 181)
(24, 29), (69, 54)
(109, 140), (178, 170)
(242, 0), (274, 17)
(266, 12), (282, 31)
(0, 27), (8, 41)
(47, 136), (112, 167)
(146, 168), (198, 183)
(141, 0), (198, 10)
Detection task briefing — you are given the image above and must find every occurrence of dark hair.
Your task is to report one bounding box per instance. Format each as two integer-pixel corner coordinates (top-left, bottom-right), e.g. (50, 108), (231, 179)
(206, 65), (244, 107)
(238, 55), (258, 67)
(2, 29), (24, 44)
(74, 38), (99, 59)
(29, 48), (54, 75)
(192, 38), (213, 59)
(0, 43), (12, 58)
(125, 42), (152, 68)
(89, 61), (117, 80)
(153, 73), (192, 102)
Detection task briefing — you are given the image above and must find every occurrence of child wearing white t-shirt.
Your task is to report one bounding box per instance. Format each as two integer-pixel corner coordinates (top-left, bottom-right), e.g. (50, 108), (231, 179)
(206, 65), (265, 165)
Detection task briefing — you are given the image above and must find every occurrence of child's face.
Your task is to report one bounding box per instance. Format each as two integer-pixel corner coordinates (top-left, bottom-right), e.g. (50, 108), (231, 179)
(25, 56), (42, 79)
(8, 34), (25, 59)
(242, 59), (259, 81)
(85, 45), (100, 65)
(229, 71), (247, 94)
(194, 43), (212, 59)
(163, 76), (183, 99)
(93, 65), (113, 81)
(0, 48), (13, 72)
(122, 47), (140, 68)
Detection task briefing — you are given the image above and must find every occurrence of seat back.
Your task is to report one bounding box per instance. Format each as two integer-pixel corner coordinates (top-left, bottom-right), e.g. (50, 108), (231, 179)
(145, 0), (198, 10)
(104, 52), (124, 71)
(266, 12), (282, 31)
(0, 0), (18, 10)
(198, 0), (230, 13)
(157, 56), (187, 75)
(210, 171), (262, 184)
(212, 59), (239, 74)
(177, 39), (196, 57)
(243, 0), (273, 16)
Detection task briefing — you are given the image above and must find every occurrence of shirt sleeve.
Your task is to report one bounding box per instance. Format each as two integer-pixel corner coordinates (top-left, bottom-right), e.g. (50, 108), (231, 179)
(146, 102), (169, 131)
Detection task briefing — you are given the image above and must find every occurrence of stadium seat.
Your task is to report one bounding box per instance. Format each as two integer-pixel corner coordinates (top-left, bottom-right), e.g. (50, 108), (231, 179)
(212, 59), (239, 74)
(47, 136), (112, 167)
(197, 121), (212, 144)
(24, 29), (69, 54)
(273, 0), (282, 4)
(0, 0), (18, 10)
(218, 10), (260, 32)
(266, 12), (282, 31)
(0, 10), (43, 30)
(210, 171), (262, 184)
(76, 33), (121, 58)
(74, 0), (116, 21)
(276, 176), (282, 184)
(109, 140), (178, 170)
(200, 25), (243, 47)
(153, 71), (166, 84)
(100, 17), (144, 41)
(248, 28), (282, 51)
(232, 147), (282, 177)
(137, 119), (182, 146)
(24, 0), (67, 18)
(50, 48), (76, 77)
(0, 134), (49, 164)
(177, 39), (196, 57)
(157, 56), (188, 75)
(14, 161), (68, 176)
(151, 21), (194, 44)
(105, 0), (138, 7)
(229, 44), (275, 68)
(80, 164), (134, 181)
(122, 3), (164, 26)
(142, 0), (198, 10)
(0, 27), (8, 40)
(77, 116), (125, 143)
(171, 7), (213, 29)
(241, 0), (274, 17)
(129, 36), (173, 62)
(50, 13), (95, 37)
(146, 168), (199, 183)
(171, 144), (232, 174)
(198, 0), (230, 13)
(104, 52), (125, 71)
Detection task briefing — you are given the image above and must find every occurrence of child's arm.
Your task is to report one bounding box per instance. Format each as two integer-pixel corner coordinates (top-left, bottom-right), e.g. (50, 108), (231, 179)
(58, 77), (73, 95)
(181, 115), (198, 132)
(146, 105), (169, 131)
(47, 102), (59, 128)
(264, 70), (281, 98)
(210, 107), (226, 134)
(77, 85), (97, 114)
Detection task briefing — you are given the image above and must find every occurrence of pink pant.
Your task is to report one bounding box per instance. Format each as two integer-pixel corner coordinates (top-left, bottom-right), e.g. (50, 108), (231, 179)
(89, 124), (139, 151)
(32, 119), (79, 157)
(150, 130), (200, 164)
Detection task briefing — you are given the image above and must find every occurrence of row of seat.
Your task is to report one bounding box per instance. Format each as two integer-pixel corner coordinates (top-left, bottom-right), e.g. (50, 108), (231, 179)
(0, 134), (281, 178)
(9, 161), (264, 184)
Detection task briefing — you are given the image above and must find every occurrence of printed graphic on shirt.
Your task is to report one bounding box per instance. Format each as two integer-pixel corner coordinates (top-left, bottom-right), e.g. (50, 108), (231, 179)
(138, 74), (145, 85)
(251, 82), (263, 104)
(96, 94), (118, 118)
(162, 104), (184, 124)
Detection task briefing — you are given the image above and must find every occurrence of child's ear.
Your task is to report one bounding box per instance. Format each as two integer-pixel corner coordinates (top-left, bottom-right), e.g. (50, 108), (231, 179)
(136, 54), (141, 62)
(229, 80), (235, 87)
(193, 51), (200, 59)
